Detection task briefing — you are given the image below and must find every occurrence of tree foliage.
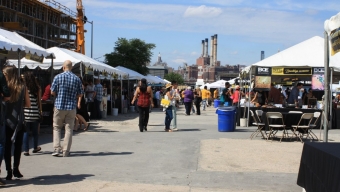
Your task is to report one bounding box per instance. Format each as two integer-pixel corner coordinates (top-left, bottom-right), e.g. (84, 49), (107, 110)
(164, 72), (184, 85)
(105, 38), (156, 75)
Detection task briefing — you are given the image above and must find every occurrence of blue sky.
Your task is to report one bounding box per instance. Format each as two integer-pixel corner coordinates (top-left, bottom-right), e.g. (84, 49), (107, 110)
(56, 0), (340, 69)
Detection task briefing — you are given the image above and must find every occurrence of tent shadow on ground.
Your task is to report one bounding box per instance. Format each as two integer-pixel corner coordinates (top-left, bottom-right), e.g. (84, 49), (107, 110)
(30, 151), (133, 157)
(3, 174), (94, 188)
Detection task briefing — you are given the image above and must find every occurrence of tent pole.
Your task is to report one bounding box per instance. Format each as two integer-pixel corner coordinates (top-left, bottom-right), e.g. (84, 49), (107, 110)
(120, 75), (123, 113)
(110, 76), (113, 115)
(17, 50), (21, 77)
(323, 31), (329, 143)
(128, 74), (130, 107)
(247, 67), (252, 127)
(50, 55), (54, 84)
(80, 62), (83, 78)
(329, 67), (333, 131)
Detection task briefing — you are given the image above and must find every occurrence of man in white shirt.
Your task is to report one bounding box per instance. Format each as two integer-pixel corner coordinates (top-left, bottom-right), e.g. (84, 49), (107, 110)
(86, 81), (95, 102)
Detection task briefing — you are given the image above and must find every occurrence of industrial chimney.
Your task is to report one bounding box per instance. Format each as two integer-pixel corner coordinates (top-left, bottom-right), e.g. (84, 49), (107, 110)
(201, 40), (205, 57)
(261, 51), (265, 60)
(213, 34), (218, 64)
(210, 35), (214, 66)
(204, 38), (208, 58)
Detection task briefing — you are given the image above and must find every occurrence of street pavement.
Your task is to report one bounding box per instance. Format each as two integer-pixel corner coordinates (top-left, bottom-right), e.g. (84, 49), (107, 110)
(1, 105), (339, 191)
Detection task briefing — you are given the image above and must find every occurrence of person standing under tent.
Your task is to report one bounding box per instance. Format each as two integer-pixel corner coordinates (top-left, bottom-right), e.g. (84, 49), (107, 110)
(232, 85), (244, 106)
(268, 83), (281, 104)
(221, 82), (232, 106)
(93, 79), (103, 120)
(155, 88), (161, 108)
(287, 83), (303, 108)
(51, 60), (83, 157)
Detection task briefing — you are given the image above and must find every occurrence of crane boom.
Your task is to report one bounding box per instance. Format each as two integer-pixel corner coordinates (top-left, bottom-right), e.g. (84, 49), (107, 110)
(76, 0), (85, 54)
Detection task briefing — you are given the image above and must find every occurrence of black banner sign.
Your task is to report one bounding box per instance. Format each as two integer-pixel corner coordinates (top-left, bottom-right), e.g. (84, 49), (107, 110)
(283, 68), (312, 75)
(256, 67), (271, 76)
(313, 67), (325, 74)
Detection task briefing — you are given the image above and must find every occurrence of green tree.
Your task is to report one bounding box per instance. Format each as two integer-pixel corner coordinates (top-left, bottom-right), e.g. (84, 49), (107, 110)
(164, 72), (184, 85)
(105, 38), (156, 75)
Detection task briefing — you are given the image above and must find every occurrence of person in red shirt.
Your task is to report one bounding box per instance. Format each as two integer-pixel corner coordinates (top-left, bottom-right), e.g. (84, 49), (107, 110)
(232, 85), (244, 106)
(41, 84), (51, 101)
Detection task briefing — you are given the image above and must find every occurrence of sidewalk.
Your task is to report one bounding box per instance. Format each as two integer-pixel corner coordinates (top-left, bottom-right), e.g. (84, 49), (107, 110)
(1, 105), (339, 191)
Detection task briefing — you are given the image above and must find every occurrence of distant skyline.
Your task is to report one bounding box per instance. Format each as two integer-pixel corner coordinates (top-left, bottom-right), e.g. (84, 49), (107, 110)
(56, 0), (340, 69)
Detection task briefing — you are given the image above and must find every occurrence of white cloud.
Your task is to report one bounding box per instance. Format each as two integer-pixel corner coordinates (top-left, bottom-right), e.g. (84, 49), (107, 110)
(183, 5), (222, 18)
(172, 59), (187, 64)
(191, 51), (198, 56)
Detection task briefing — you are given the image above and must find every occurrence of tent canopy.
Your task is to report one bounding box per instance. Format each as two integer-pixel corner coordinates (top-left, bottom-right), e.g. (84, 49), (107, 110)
(115, 66), (147, 80)
(8, 47), (127, 76)
(0, 28), (52, 58)
(242, 36), (340, 73)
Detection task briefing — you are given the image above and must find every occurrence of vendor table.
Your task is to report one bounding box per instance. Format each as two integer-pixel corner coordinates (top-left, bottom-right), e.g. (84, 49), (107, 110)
(297, 142), (340, 192)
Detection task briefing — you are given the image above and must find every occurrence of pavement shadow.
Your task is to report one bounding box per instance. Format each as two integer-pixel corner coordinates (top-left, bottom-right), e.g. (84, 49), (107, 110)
(68, 151), (133, 157)
(3, 174), (94, 188)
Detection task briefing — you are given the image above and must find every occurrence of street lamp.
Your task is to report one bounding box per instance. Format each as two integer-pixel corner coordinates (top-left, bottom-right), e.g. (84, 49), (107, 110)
(83, 16), (94, 58)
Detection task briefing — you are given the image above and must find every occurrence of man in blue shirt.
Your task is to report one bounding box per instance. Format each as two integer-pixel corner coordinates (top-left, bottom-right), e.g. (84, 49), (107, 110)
(50, 60), (83, 157)
(93, 79), (103, 119)
(287, 83), (303, 107)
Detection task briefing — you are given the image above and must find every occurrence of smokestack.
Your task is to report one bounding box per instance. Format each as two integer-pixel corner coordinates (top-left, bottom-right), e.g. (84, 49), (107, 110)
(213, 34), (218, 64)
(210, 36), (214, 66)
(204, 38), (208, 57)
(201, 40), (205, 57)
(261, 51), (265, 60)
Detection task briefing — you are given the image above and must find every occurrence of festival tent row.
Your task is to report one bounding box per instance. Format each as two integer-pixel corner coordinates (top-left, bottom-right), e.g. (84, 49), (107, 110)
(115, 66), (167, 84)
(9, 47), (127, 76)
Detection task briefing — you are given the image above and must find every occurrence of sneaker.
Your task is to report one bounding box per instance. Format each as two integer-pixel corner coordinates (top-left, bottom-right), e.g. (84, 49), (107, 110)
(173, 128), (178, 131)
(63, 151), (70, 157)
(52, 149), (61, 157)
(0, 178), (6, 185)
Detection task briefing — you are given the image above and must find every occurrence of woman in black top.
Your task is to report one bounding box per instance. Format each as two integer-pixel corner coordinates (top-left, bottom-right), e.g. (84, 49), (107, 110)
(194, 87), (202, 115)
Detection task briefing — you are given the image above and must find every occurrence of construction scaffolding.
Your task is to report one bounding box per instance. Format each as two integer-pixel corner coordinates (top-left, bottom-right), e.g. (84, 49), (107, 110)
(0, 0), (77, 49)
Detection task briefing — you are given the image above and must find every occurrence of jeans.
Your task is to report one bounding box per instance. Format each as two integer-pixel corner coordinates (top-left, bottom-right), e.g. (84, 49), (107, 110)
(94, 99), (102, 119)
(202, 99), (207, 110)
(138, 106), (150, 130)
(171, 104), (177, 128)
(165, 106), (173, 129)
(5, 126), (24, 171)
(191, 102), (196, 113)
(184, 102), (192, 115)
(0, 124), (5, 167)
(195, 101), (201, 115)
(23, 121), (39, 152)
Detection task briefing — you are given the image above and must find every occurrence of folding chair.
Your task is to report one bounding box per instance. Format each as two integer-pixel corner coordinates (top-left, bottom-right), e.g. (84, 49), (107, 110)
(255, 110), (263, 122)
(291, 113), (314, 143)
(249, 110), (266, 139)
(309, 112), (321, 140)
(266, 112), (288, 142)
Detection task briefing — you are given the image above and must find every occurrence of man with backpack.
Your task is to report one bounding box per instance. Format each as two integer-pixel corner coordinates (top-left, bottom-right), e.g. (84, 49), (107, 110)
(220, 82), (232, 106)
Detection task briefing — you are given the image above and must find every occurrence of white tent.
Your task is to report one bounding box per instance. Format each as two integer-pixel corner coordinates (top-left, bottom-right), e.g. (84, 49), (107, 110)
(115, 66), (150, 81)
(154, 76), (167, 84)
(9, 47), (126, 76)
(207, 80), (227, 88)
(247, 36), (340, 71)
(0, 28), (51, 58)
(146, 74), (166, 84)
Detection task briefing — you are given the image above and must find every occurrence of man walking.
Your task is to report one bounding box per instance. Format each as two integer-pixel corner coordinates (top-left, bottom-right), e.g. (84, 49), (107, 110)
(51, 60), (83, 157)
(0, 70), (10, 185)
(201, 86), (211, 110)
(93, 79), (103, 119)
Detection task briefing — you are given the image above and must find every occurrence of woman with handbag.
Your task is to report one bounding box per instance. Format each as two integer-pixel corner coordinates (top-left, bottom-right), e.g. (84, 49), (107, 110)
(131, 78), (154, 132)
(22, 71), (42, 156)
(3, 66), (30, 180)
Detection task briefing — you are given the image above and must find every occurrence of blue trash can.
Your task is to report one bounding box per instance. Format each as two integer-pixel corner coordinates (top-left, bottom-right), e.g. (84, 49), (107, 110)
(216, 107), (236, 132)
(214, 99), (220, 108)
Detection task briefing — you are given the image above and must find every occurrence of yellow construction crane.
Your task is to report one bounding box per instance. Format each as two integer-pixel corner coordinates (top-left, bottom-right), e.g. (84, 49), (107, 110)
(76, 0), (85, 54)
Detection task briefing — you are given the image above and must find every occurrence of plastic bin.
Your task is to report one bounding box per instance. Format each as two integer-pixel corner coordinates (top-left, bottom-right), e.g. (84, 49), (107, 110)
(216, 106), (236, 132)
(214, 99), (220, 108)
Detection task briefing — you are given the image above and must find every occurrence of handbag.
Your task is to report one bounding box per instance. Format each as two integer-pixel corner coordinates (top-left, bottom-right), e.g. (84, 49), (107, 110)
(160, 98), (170, 108)
(6, 87), (25, 143)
